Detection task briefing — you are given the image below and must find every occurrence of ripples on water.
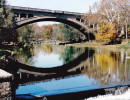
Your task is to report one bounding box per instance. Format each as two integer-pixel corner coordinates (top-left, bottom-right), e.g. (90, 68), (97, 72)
(87, 88), (130, 100)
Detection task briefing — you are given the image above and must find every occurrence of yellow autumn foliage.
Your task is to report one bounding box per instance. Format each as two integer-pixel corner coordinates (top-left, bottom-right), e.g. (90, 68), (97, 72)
(95, 20), (119, 44)
(95, 52), (118, 74)
(42, 44), (52, 54)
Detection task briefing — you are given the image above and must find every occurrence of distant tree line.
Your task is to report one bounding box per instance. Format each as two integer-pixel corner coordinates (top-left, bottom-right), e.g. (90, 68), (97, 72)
(17, 23), (86, 43)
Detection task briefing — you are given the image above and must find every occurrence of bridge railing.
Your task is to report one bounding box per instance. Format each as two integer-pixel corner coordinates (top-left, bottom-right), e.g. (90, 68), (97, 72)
(9, 6), (83, 16)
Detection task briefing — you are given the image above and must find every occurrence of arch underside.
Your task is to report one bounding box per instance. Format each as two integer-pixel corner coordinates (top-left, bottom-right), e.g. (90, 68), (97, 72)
(15, 17), (88, 36)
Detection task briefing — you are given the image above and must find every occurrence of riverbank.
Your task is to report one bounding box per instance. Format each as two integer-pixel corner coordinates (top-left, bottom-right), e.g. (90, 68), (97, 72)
(67, 41), (130, 51)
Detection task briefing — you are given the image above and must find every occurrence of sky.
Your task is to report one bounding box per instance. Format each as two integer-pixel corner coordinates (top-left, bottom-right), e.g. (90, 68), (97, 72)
(7, 0), (98, 25)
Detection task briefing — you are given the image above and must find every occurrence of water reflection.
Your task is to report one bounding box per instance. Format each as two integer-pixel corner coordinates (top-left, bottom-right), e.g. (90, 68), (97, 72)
(12, 44), (86, 68)
(0, 45), (130, 100)
(42, 44), (52, 54)
(83, 48), (130, 85)
(12, 44), (34, 65)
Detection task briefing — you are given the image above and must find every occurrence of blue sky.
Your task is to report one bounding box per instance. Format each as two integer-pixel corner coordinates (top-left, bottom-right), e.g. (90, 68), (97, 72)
(7, 0), (98, 25)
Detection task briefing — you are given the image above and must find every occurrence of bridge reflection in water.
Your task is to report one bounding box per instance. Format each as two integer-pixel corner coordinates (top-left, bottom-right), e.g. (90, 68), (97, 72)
(0, 48), (95, 99)
(0, 47), (130, 100)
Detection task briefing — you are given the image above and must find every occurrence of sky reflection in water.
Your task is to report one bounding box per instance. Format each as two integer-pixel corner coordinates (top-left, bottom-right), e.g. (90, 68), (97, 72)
(16, 74), (97, 96)
(32, 51), (64, 68)
(14, 44), (130, 97)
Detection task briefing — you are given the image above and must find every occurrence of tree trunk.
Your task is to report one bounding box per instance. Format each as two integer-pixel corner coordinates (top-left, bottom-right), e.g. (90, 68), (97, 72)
(125, 17), (128, 43)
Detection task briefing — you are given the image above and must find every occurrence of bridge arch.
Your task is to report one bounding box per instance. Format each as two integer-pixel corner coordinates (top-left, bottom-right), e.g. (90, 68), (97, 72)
(14, 17), (89, 37)
(10, 6), (95, 39)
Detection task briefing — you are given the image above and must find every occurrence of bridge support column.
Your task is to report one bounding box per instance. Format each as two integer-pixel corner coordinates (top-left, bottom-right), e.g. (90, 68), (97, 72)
(27, 74), (29, 78)
(20, 72), (22, 79)
(26, 14), (28, 18)
(18, 14), (21, 21)
(80, 19), (81, 22)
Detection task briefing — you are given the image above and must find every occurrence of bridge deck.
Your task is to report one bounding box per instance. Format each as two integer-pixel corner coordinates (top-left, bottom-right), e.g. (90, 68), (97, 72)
(9, 6), (84, 16)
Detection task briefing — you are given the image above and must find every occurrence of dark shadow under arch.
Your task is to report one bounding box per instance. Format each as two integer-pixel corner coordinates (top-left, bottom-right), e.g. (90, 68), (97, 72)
(20, 13), (26, 18)
(28, 14), (34, 18)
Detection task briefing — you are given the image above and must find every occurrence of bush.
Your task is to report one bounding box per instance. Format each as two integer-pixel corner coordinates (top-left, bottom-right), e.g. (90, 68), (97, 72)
(95, 20), (120, 44)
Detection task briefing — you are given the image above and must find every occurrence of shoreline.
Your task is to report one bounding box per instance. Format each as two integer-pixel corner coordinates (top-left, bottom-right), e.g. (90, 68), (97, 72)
(0, 41), (130, 52)
(67, 41), (130, 51)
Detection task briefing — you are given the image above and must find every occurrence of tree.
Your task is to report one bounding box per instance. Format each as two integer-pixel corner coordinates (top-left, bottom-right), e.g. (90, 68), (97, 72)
(0, 0), (14, 28)
(17, 25), (33, 42)
(43, 25), (52, 39)
(84, 13), (102, 33)
(99, 0), (130, 33)
(0, 27), (18, 43)
(63, 24), (75, 42)
(31, 24), (43, 40)
(0, 0), (17, 44)
(83, 0), (130, 43)
(95, 20), (120, 44)
(84, 2), (102, 29)
(53, 24), (85, 42)
(52, 24), (64, 41)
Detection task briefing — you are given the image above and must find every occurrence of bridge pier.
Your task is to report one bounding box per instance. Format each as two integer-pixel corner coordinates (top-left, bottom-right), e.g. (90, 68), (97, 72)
(18, 14), (21, 21)
(26, 14), (28, 19)
(15, 13), (30, 21)
(20, 72), (22, 79)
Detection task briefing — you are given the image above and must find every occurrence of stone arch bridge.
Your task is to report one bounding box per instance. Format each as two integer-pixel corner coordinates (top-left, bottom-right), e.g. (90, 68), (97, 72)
(10, 6), (94, 38)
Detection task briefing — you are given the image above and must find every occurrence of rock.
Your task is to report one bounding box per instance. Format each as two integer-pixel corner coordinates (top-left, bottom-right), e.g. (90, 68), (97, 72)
(0, 69), (12, 78)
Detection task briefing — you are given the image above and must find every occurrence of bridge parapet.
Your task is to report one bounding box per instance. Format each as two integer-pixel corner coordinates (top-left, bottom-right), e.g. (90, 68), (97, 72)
(10, 6), (83, 16)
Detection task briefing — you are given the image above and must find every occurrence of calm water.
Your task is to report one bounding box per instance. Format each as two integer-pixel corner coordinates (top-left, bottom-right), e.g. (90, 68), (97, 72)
(1, 43), (130, 99)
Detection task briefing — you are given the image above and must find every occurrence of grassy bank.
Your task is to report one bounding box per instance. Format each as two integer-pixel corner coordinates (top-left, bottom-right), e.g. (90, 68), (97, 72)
(118, 42), (130, 50)
(67, 41), (130, 51)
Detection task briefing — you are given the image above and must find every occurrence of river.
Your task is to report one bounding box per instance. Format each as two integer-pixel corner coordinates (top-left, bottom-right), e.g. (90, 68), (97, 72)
(0, 43), (130, 100)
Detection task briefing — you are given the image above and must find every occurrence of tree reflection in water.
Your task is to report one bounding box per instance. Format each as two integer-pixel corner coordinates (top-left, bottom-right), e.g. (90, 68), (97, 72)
(12, 44), (34, 65)
(82, 48), (130, 85)
(42, 44), (52, 54)
(0, 45), (130, 100)
(12, 44), (86, 67)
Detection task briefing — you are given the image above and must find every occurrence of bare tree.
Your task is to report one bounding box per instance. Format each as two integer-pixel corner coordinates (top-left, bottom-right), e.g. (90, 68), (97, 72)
(83, 0), (130, 42)
(98, 0), (130, 41)
(83, 1), (102, 33)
